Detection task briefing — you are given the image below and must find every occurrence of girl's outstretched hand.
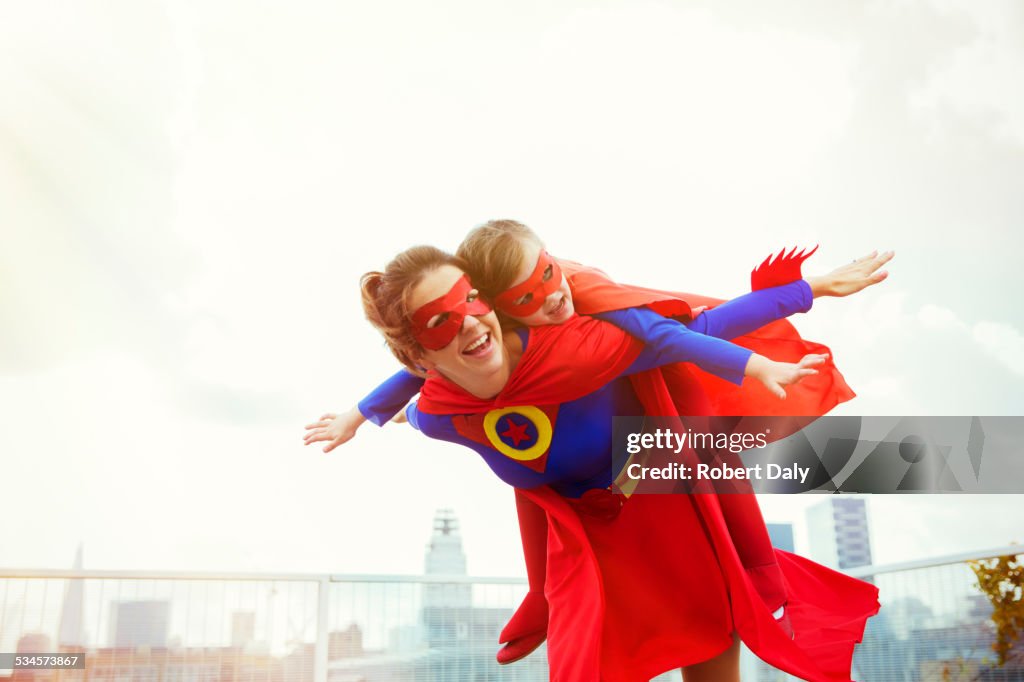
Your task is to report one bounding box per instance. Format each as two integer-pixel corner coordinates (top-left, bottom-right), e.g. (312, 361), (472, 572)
(746, 353), (828, 400)
(807, 250), (894, 298)
(304, 407), (367, 453)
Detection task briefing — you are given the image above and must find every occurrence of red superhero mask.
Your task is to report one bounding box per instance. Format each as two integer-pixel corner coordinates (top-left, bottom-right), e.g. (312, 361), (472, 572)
(494, 251), (563, 317)
(410, 274), (492, 350)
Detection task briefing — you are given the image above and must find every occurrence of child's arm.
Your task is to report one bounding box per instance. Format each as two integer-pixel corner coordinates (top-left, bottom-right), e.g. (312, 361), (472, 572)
(357, 369), (425, 425)
(687, 280), (812, 340)
(596, 306), (824, 399)
(303, 369), (425, 452)
(684, 249), (893, 339)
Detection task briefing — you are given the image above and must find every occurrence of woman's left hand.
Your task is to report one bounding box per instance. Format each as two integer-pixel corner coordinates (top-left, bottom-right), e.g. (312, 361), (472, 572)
(807, 250), (894, 298)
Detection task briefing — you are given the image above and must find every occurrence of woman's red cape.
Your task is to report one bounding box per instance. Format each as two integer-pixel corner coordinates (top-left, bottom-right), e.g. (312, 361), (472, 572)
(417, 275), (880, 681)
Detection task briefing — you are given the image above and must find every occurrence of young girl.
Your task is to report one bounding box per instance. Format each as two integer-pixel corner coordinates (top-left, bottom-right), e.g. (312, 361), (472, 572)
(304, 220), (892, 664)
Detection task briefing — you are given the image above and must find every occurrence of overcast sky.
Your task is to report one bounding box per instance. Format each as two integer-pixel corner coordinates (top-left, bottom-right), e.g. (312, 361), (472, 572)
(1, 0), (1022, 577)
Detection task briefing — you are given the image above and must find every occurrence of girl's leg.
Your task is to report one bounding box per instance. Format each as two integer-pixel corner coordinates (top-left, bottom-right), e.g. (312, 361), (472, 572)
(680, 633), (740, 682)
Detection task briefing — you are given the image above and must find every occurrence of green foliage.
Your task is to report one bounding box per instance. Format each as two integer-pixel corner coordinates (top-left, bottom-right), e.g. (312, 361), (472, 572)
(969, 549), (1024, 667)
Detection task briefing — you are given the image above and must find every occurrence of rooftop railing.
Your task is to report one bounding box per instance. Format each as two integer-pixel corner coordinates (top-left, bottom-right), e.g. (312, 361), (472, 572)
(3, 544), (1020, 682)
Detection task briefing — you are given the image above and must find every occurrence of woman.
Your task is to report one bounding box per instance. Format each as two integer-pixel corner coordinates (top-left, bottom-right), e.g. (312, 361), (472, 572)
(335, 245), (879, 681)
(309, 222), (890, 667)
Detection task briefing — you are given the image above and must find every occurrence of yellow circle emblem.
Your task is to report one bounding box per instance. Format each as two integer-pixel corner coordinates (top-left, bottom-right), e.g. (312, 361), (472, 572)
(482, 406), (553, 462)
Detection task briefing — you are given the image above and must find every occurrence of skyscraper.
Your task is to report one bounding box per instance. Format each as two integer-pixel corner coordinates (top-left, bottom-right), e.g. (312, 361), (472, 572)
(108, 601), (170, 648)
(58, 544), (85, 648)
(806, 496), (873, 570)
(765, 523), (795, 553)
(230, 611), (255, 648)
(423, 508), (471, 609)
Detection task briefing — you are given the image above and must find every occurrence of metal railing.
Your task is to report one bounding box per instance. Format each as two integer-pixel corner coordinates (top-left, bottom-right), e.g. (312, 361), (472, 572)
(0, 570), (540, 682)
(3, 545), (1020, 682)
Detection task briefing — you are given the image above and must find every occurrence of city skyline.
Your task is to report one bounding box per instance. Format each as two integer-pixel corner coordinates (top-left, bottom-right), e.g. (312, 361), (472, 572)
(3, 537), (1019, 681)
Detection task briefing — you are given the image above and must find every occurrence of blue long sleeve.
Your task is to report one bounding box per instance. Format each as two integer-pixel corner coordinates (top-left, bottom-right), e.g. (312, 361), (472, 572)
(596, 280), (814, 384)
(406, 401), (423, 431)
(597, 307), (753, 384)
(357, 369), (425, 426)
(598, 278), (811, 382)
(688, 280), (813, 340)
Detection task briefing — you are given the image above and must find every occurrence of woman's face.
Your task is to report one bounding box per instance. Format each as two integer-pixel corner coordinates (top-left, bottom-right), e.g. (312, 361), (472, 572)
(501, 241), (575, 326)
(409, 264), (506, 386)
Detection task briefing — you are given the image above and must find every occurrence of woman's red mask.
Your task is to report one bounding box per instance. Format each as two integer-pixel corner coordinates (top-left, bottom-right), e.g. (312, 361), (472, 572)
(494, 251), (563, 317)
(411, 274), (492, 350)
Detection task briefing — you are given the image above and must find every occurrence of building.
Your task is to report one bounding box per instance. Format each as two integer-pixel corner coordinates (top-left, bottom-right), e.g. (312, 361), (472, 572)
(328, 625), (363, 660)
(58, 546), (86, 648)
(765, 523), (795, 553)
(326, 509), (547, 682)
(108, 601), (169, 649)
(230, 612), (256, 649)
(423, 508), (471, 610)
(11, 634), (57, 682)
(806, 496), (873, 570)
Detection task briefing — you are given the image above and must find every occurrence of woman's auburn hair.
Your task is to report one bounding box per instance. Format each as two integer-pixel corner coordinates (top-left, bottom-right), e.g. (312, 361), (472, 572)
(456, 219), (544, 300)
(360, 245), (467, 376)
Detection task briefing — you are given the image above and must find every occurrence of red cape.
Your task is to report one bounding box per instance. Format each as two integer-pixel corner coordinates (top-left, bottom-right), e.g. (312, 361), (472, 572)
(518, 485), (879, 682)
(417, 313), (642, 414)
(560, 258), (856, 417)
(414, 302), (878, 681)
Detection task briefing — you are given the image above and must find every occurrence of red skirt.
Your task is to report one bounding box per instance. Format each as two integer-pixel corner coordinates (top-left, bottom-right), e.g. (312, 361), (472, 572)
(524, 485), (880, 682)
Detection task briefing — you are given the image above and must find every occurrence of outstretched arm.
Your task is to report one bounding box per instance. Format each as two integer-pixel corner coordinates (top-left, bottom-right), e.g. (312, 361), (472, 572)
(357, 369), (425, 425)
(597, 307), (825, 399)
(806, 250), (893, 298)
(601, 307), (753, 384)
(303, 369), (424, 452)
(689, 249), (894, 340)
(689, 280), (812, 340)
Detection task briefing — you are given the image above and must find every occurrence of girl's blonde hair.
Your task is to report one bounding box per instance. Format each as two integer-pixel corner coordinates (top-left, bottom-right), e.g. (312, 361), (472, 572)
(456, 220), (545, 300)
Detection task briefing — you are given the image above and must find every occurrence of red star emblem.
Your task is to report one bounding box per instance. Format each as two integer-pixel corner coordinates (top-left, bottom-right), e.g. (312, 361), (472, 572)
(500, 416), (531, 448)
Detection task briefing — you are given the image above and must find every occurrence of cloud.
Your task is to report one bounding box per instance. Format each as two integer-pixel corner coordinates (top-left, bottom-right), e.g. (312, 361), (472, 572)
(913, 0), (1024, 147)
(795, 291), (1023, 415)
(917, 302), (1024, 377)
(973, 320), (1024, 377)
(917, 303), (967, 331)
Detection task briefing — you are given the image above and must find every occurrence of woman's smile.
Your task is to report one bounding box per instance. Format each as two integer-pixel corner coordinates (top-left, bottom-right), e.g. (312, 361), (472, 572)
(462, 331), (494, 357)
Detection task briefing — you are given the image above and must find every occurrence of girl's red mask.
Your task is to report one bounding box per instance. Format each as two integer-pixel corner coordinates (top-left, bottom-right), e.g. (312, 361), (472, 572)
(494, 251), (563, 318)
(410, 274), (491, 350)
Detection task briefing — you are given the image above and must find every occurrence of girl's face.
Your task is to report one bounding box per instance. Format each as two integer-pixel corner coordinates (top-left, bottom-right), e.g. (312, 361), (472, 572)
(498, 241), (575, 326)
(408, 264), (507, 387)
